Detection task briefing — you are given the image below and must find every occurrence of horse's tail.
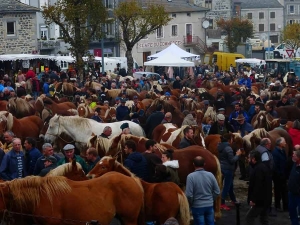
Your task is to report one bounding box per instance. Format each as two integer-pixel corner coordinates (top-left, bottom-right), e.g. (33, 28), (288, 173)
(177, 192), (190, 225)
(213, 155), (222, 220)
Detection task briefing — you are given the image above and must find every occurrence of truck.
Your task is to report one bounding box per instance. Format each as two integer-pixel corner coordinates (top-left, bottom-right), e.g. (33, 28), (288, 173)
(203, 52), (245, 71)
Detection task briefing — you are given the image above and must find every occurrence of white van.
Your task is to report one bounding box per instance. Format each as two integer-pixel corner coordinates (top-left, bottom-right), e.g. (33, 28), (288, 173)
(109, 57), (139, 71)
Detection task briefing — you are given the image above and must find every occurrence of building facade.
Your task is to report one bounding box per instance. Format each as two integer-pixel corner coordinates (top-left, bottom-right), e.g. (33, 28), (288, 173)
(0, 0), (39, 54)
(285, 0), (300, 25)
(122, 0), (209, 66)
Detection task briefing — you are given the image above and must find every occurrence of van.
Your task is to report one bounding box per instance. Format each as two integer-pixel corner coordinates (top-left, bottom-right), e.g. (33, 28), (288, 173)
(206, 52), (245, 71)
(109, 57), (139, 71)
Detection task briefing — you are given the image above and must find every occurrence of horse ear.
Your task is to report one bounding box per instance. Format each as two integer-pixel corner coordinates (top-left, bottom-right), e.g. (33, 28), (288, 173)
(91, 132), (96, 137)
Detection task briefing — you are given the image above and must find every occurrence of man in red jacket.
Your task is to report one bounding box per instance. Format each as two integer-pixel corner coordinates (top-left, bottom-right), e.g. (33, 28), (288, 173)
(26, 67), (36, 80)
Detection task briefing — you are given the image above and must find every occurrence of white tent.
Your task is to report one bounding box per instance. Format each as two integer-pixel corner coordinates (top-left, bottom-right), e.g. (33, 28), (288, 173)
(235, 58), (266, 65)
(0, 54), (54, 61)
(147, 43), (199, 60)
(144, 52), (194, 67)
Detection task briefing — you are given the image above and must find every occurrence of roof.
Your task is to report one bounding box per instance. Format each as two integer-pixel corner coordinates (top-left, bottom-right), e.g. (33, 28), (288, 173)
(240, 0), (283, 9)
(0, 0), (39, 13)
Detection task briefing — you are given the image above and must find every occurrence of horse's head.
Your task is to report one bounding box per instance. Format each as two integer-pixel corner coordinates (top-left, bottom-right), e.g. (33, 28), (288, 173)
(230, 133), (244, 152)
(0, 112), (12, 137)
(64, 159), (87, 181)
(6, 98), (17, 115)
(77, 104), (87, 117)
(44, 115), (62, 144)
(191, 126), (205, 147)
(87, 156), (116, 179)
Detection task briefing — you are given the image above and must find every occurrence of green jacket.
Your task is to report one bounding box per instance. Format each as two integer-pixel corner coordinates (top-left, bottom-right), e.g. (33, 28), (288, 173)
(57, 155), (88, 174)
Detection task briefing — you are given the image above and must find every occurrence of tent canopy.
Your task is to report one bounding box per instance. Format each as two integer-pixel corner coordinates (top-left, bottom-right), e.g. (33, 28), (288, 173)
(235, 58), (266, 65)
(148, 43), (199, 60)
(0, 54), (53, 61)
(144, 52), (194, 67)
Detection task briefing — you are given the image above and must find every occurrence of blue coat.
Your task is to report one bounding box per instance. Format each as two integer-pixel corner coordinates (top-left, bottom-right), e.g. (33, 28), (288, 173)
(238, 77), (251, 89)
(25, 148), (42, 175)
(272, 146), (287, 177)
(33, 154), (61, 175)
(116, 105), (130, 121)
(233, 122), (254, 137)
(229, 110), (249, 128)
(248, 105), (256, 123)
(124, 151), (148, 180)
(0, 150), (26, 181)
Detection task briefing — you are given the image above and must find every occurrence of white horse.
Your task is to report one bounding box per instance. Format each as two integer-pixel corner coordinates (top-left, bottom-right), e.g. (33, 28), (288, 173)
(44, 115), (145, 149)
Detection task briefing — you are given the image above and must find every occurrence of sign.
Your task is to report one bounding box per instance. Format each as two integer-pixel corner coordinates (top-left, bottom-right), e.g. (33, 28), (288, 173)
(22, 60), (30, 68)
(286, 49), (294, 58)
(138, 40), (182, 49)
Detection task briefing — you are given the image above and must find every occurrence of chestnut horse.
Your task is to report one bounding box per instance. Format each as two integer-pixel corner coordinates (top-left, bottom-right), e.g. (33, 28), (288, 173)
(87, 156), (190, 225)
(6, 97), (36, 118)
(0, 174), (144, 225)
(251, 111), (274, 131)
(0, 111), (43, 141)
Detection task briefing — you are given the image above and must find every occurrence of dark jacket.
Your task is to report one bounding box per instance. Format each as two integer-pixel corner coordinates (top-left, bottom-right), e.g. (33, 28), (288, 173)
(91, 115), (103, 123)
(38, 163), (57, 177)
(124, 151), (148, 180)
(33, 154), (61, 175)
(272, 146), (287, 178)
(25, 148), (42, 175)
(218, 142), (239, 171)
(209, 120), (234, 135)
(276, 101), (290, 108)
(142, 152), (162, 183)
(173, 80), (181, 89)
(0, 150), (26, 181)
(116, 105), (130, 121)
(145, 111), (165, 138)
(233, 122), (254, 137)
(248, 161), (272, 207)
(87, 156), (101, 173)
(179, 137), (192, 149)
(255, 145), (274, 171)
(288, 163), (300, 196)
(0, 149), (4, 165)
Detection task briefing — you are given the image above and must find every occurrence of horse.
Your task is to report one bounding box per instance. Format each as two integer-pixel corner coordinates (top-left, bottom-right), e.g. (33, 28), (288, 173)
(54, 82), (78, 100)
(152, 124), (205, 149)
(243, 128), (293, 157)
(42, 96), (77, 116)
(275, 105), (300, 120)
(85, 81), (102, 91)
(87, 156), (190, 225)
(44, 115), (145, 150)
(0, 111), (43, 141)
(106, 89), (140, 100)
(251, 111), (274, 131)
(46, 159), (87, 181)
(270, 118), (294, 130)
(204, 133), (244, 157)
(0, 101), (7, 111)
(0, 174), (144, 225)
(6, 97), (36, 118)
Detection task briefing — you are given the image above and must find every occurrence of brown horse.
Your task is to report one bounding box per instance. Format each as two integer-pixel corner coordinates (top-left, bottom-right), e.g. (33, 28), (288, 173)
(0, 101), (7, 111)
(42, 96), (76, 118)
(106, 89), (140, 100)
(270, 118), (294, 130)
(54, 82), (79, 99)
(275, 105), (300, 120)
(251, 111), (274, 131)
(0, 111), (43, 141)
(152, 124), (205, 148)
(0, 174), (144, 225)
(87, 156), (190, 225)
(6, 97), (36, 118)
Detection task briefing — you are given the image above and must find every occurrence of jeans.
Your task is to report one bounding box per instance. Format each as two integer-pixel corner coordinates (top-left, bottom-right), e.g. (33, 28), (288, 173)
(221, 169), (236, 204)
(192, 206), (214, 225)
(288, 192), (300, 225)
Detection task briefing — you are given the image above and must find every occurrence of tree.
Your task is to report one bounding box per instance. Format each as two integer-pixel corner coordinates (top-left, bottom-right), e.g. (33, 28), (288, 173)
(115, 0), (171, 75)
(282, 23), (300, 49)
(42, 0), (108, 81)
(217, 17), (254, 53)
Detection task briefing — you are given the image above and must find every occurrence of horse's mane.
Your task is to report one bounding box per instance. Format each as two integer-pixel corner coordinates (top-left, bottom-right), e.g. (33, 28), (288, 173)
(51, 115), (91, 130)
(68, 109), (78, 115)
(88, 135), (112, 153)
(126, 89), (139, 96)
(77, 103), (91, 117)
(104, 107), (116, 118)
(125, 100), (134, 109)
(0, 111), (14, 130)
(243, 128), (268, 149)
(35, 96), (44, 107)
(203, 106), (216, 121)
(47, 162), (83, 176)
(9, 97), (32, 113)
(6, 176), (71, 209)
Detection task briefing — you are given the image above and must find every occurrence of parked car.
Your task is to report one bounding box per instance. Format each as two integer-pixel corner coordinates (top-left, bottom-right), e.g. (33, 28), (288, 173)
(133, 72), (160, 81)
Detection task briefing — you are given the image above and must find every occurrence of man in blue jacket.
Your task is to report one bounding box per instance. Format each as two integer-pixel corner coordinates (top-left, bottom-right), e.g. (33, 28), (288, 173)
(0, 138), (26, 180)
(24, 137), (42, 175)
(238, 74), (252, 89)
(116, 98), (130, 121)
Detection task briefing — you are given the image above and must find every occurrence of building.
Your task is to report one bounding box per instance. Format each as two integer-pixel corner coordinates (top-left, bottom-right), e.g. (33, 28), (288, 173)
(285, 0), (300, 25)
(123, 0), (209, 66)
(0, 0), (39, 54)
(240, 0), (284, 44)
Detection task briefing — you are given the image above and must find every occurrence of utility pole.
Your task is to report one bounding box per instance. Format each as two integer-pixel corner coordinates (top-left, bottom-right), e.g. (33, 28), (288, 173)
(268, 7), (271, 59)
(101, 24), (105, 74)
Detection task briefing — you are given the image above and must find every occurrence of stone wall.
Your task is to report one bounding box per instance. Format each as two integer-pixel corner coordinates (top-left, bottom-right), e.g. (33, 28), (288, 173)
(0, 12), (38, 54)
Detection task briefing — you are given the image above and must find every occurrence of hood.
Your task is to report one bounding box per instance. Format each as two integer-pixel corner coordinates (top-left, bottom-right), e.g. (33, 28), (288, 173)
(289, 128), (300, 137)
(218, 142), (230, 153)
(163, 160), (179, 169)
(185, 114), (194, 120)
(128, 152), (143, 162)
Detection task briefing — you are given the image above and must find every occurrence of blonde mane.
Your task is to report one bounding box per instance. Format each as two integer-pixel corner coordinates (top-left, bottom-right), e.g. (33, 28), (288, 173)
(77, 103), (93, 117)
(0, 111), (14, 130)
(8, 97), (32, 113)
(104, 107), (116, 119)
(35, 96), (44, 107)
(51, 115), (91, 130)
(243, 128), (268, 149)
(88, 135), (112, 153)
(203, 106), (217, 122)
(125, 100), (134, 109)
(47, 162), (83, 176)
(107, 89), (121, 99)
(5, 176), (71, 209)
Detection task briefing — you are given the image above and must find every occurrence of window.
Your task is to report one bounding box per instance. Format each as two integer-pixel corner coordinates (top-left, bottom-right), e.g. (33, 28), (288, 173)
(106, 23), (114, 36)
(171, 25), (177, 36)
(7, 22), (16, 36)
(172, 13), (176, 18)
(61, 61), (68, 68)
(259, 12), (264, 19)
(290, 19), (295, 24)
(270, 12), (275, 18)
(290, 5), (295, 14)
(186, 48), (190, 53)
(270, 23), (275, 31)
(187, 13), (191, 17)
(247, 13), (252, 19)
(270, 35), (278, 43)
(156, 27), (163, 38)
(259, 24), (264, 31)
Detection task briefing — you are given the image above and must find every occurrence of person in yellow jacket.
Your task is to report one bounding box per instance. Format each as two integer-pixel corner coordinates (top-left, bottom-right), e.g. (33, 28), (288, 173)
(0, 131), (15, 153)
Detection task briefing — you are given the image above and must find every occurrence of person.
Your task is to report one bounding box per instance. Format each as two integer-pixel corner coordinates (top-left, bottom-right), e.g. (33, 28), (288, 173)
(0, 138), (26, 181)
(158, 75), (167, 85)
(229, 103), (249, 130)
(86, 147), (101, 173)
(288, 149), (300, 225)
(24, 137), (42, 175)
(124, 140), (148, 180)
(26, 66), (36, 80)
(247, 96), (256, 123)
(0, 131), (15, 153)
(238, 74), (251, 89)
(265, 104), (278, 118)
(116, 98), (130, 121)
(159, 149), (180, 185)
(173, 76), (181, 89)
(277, 96), (290, 108)
(161, 112), (172, 124)
(0, 149), (4, 165)
(179, 127), (194, 149)
(185, 156), (220, 225)
(246, 151), (272, 225)
(272, 137), (288, 212)
(131, 113), (140, 124)
(33, 143), (61, 175)
(209, 114), (234, 135)
(91, 107), (103, 123)
(142, 139), (162, 183)
(145, 104), (164, 138)
(232, 114), (253, 137)
(274, 119), (287, 130)
(255, 138), (274, 171)
(120, 122), (131, 134)
(182, 110), (197, 126)
(218, 134), (242, 210)
(57, 144), (88, 173)
(100, 126), (112, 138)
(38, 156), (58, 177)
(288, 120), (300, 146)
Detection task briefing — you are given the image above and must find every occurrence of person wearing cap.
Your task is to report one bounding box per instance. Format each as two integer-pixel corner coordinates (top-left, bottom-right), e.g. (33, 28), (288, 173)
(57, 144), (88, 173)
(233, 114), (253, 137)
(23, 137), (42, 175)
(209, 113), (234, 135)
(161, 112), (173, 124)
(120, 122), (131, 135)
(38, 156), (58, 177)
(131, 95), (139, 113)
(274, 119), (287, 130)
(114, 97), (121, 107)
(164, 92), (171, 99)
(116, 98), (130, 121)
(91, 107), (103, 123)
(229, 103), (249, 130)
(182, 110), (197, 126)
(276, 95), (290, 108)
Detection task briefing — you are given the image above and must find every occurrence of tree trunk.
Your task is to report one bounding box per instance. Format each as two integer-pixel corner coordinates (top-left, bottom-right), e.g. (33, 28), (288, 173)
(126, 49), (134, 76)
(75, 53), (85, 82)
